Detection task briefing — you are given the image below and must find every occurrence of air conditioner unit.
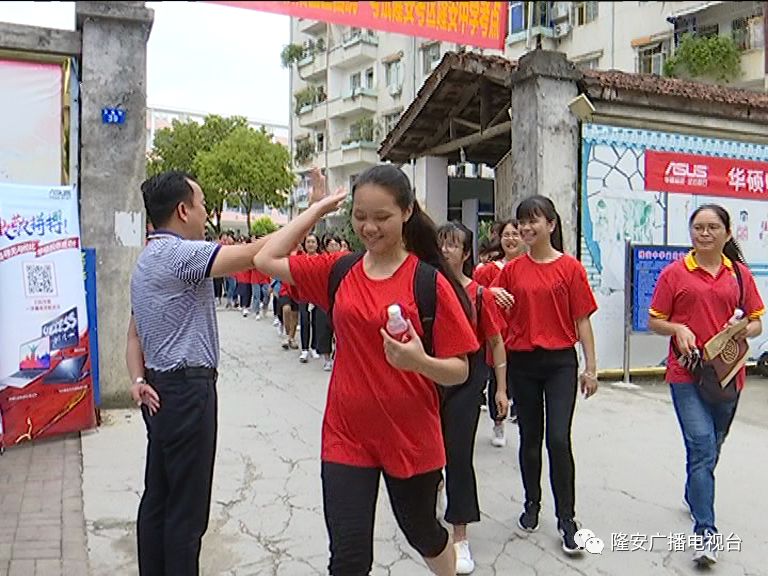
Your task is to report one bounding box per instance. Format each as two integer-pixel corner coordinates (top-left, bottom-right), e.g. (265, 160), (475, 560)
(553, 23), (572, 39)
(551, 2), (570, 22)
(388, 83), (402, 97)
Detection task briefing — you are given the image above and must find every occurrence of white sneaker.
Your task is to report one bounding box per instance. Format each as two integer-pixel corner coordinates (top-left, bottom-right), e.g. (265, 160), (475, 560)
(491, 422), (506, 447)
(276, 323), (283, 336)
(454, 540), (475, 574)
(323, 360), (333, 372)
(272, 317), (280, 327)
(254, 311), (262, 321)
(242, 308), (249, 317)
(692, 530), (718, 566)
(299, 350), (309, 363)
(311, 349), (321, 360)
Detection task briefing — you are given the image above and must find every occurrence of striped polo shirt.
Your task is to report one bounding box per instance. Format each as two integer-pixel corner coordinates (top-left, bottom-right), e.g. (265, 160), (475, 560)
(130, 231), (221, 371)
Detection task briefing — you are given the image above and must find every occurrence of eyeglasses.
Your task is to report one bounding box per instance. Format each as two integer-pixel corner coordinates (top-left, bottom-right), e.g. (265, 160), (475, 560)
(501, 233), (519, 239)
(691, 224), (724, 234)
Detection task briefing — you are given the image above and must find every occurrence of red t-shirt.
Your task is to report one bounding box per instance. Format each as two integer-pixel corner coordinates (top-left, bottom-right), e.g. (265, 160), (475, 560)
(250, 269), (270, 284)
(473, 260), (505, 287)
(289, 252), (479, 478)
(492, 253), (597, 351)
(466, 280), (506, 366)
(234, 270), (250, 284)
(649, 252), (765, 389)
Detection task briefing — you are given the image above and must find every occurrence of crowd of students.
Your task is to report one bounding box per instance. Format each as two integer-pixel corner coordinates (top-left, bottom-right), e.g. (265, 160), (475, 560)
(188, 164), (762, 574)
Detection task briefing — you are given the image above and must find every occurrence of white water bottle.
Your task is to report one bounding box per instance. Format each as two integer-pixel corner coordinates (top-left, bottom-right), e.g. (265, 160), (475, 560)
(386, 304), (410, 343)
(728, 308), (744, 325)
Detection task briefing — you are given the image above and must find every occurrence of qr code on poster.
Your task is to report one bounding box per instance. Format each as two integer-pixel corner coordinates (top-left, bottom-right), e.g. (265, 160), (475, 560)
(23, 262), (57, 297)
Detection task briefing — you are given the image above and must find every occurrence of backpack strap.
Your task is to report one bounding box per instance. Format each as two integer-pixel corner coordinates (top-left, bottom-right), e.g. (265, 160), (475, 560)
(414, 261), (438, 357)
(475, 284), (484, 327)
(327, 251), (365, 330)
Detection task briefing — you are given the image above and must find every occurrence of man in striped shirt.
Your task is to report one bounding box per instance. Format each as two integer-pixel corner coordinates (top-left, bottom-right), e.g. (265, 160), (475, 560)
(127, 171), (269, 576)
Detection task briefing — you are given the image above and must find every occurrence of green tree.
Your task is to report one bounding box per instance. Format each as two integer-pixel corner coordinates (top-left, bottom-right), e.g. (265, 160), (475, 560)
(194, 126), (294, 232)
(251, 216), (280, 237)
(663, 33), (742, 83)
(148, 115), (251, 233)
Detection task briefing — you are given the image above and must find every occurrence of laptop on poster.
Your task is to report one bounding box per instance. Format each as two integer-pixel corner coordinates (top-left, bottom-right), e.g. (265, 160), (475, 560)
(0, 336), (52, 388)
(43, 355), (88, 385)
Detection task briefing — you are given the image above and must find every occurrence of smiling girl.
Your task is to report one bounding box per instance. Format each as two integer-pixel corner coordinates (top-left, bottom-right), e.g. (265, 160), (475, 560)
(491, 195), (598, 556)
(254, 165), (479, 575)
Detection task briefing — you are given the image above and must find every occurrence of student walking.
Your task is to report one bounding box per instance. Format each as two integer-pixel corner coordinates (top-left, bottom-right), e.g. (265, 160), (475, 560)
(127, 171), (269, 575)
(254, 165), (479, 576)
(491, 195), (598, 555)
(648, 204), (763, 567)
(437, 222), (508, 573)
(474, 219), (525, 446)
(298, 233), (321, 363)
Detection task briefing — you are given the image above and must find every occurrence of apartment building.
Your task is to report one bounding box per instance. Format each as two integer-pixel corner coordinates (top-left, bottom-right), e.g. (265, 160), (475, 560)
(505, 1), (765, 90)
(288, 18), (502, 212)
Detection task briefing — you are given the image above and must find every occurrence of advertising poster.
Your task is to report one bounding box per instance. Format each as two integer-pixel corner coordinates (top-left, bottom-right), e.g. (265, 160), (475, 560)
(0, 183), (96, 448)
(581, 124), (768, 371)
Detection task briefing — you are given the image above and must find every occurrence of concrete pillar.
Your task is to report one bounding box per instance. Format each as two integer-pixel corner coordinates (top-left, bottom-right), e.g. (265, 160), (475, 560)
(461, 197), (479, 260)
(76, 1), (154, 407)
(505, 50), (581, 255)
(413, 156), (448, 225)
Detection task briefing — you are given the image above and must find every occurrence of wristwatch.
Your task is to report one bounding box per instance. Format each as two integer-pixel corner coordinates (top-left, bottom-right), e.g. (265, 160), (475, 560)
(134, 377), (146, 385)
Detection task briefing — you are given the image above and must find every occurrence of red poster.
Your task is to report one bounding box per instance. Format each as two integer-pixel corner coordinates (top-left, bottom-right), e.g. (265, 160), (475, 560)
(645, 150), (768, 201)
(206, 1), (508, 49)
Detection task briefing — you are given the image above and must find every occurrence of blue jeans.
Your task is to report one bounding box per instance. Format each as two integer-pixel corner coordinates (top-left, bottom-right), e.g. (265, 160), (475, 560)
(251, 283), (269, 312)
(224, 277), (236, 303)
(669, 383), (738, 535)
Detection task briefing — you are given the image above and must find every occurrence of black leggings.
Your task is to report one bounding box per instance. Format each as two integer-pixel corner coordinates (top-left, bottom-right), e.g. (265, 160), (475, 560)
(314, 307), (333, 355)
(213, 277), (223, 300)
(440, 354), (486, 525)
(299, 302), (317, 351)
(321, 462), (448, 575)
(509, 348), (578, 521)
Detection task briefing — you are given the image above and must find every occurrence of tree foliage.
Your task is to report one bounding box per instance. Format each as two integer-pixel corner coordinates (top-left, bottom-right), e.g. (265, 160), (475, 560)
(250, 216), (280, 237)
(147, 115), (293, 234)
(663, 33), (742, 83)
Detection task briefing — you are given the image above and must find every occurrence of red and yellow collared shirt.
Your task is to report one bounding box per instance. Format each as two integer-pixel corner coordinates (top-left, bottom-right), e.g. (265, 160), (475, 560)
(650, 251), (764, 387)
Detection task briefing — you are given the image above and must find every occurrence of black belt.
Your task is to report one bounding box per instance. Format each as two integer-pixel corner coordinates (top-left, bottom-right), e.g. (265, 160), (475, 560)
(145, 367), (218, 379)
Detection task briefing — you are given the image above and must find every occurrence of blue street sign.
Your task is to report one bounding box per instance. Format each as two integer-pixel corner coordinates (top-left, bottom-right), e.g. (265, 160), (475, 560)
(101, 108), (126, 125)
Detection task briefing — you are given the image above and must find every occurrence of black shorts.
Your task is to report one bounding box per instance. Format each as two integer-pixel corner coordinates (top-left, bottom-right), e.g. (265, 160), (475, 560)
(277, 295), (298, 312)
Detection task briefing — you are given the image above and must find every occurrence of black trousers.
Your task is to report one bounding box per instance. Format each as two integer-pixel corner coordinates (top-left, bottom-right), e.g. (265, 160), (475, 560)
(314, 307), (333, 355)
(440, 354), (486, 525)
(299, 302), (317, 351)
(137, 367), (218, 576)
(322, 462), (448, 576)
(509, 348), (578, 521)
(235, 282), (252, 309)
(213, 277), (223, 300)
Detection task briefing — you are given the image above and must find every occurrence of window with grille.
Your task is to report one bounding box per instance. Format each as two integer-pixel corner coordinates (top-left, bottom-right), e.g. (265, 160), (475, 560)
(636, 42), (668, 75)
(385, 60), (403, 90)
(573, 1), (599, 26)
(732, 13), (765, 51)
(383, 112), (401, 135)
(422, 43), (441, 74)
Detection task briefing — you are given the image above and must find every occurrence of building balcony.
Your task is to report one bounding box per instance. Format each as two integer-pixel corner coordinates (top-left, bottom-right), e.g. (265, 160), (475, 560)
(327, 89), (378, 120)
(297, 102), (327, 128)
(327, 141), (379, 169)
(297, 51), (327, 81)
(329, 33), (379, 69)
(298, 18), (327, 36)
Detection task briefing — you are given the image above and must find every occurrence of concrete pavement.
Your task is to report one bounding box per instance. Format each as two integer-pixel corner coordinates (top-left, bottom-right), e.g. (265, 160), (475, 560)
(79, 308), (768, 576)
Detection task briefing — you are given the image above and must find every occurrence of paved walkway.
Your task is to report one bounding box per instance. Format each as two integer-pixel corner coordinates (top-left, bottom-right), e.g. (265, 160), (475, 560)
(0, 433), (89, 576)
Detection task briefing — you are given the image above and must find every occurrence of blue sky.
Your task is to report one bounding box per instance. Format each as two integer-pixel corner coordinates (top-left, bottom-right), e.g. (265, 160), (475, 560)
(0, 1), (290, 126)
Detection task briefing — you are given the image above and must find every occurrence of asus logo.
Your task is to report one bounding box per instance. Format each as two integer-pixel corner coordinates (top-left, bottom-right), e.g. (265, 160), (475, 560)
(664, 162), (708, 185)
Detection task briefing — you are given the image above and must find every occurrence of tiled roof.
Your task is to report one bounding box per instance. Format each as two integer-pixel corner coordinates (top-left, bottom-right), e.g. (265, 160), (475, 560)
(581, 68), (768, 110)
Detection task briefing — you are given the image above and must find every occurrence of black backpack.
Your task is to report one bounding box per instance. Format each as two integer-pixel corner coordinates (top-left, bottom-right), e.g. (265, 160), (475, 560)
(327, 252), (438, 355)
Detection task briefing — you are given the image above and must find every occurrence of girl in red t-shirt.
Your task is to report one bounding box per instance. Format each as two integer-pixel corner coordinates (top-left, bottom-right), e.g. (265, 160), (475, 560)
(474, 219), (525, 444)
(278, 246), (302, 350)
(491, 195), (598, 556)
(437, 222), (509, 573)
(648, 204), (764, 566)
(254, 165), (479, 576)
(297, 233), (321, 363)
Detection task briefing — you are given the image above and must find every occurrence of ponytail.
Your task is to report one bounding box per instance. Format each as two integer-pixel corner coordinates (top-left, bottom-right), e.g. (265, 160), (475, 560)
(404, 203), (473, 319)
(723, 238), (745, 265)
(551, 212), (564, 253)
